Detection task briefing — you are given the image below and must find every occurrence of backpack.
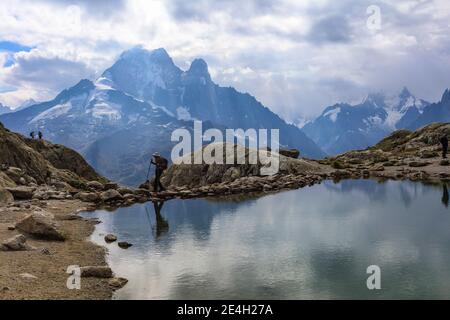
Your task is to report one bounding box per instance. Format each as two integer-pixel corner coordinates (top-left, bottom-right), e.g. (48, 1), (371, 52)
(159, 157), (169, 170)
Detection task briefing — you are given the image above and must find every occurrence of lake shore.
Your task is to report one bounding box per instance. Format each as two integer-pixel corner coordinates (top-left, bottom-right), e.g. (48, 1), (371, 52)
(0, 199), (114, 300)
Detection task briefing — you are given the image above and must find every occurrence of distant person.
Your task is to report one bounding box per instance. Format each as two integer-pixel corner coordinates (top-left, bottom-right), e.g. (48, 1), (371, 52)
(38, 131), (43, 140)
(151, 152), (168, 192)
(442, 184), (449, 208)
(440, 135), (448, 159)
(29, 131), (35, 139)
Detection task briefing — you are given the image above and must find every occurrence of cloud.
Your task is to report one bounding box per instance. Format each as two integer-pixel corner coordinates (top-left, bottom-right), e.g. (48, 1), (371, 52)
(1, 0), (450, 120)
(307, 15), (353, 44)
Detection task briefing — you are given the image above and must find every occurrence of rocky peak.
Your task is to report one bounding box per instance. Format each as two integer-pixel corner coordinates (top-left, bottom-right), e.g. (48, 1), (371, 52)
(186, 58), (211, 82)
(441, 88), (450, 104)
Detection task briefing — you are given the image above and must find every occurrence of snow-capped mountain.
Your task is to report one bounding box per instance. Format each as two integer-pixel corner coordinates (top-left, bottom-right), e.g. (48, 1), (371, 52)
(407, 89), (450, 130)
(16, 99), (39, 111)
(0, 103), (12, 115)
(302, 88), (430, 155)
(0, 47), (324, 185)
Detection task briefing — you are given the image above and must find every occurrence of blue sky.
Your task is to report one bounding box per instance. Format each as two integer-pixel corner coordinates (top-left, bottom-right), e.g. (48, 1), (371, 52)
(1, 0), (450, 121)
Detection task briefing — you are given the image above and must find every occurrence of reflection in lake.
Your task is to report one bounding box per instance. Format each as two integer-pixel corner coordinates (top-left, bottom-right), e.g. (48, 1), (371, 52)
(83, 180), (450, 299)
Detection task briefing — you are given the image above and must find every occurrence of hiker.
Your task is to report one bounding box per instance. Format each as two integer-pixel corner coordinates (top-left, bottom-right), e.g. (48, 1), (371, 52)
(38, 131), (43, 140)
(440, 135), (448, 159)
(151, 152), (168, 192)
(29, 131), (35, 139)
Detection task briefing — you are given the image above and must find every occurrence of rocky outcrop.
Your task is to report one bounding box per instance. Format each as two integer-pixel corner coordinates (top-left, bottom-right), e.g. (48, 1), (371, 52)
(0, 188), (14, 206)
(0, 121), (106, 188)
(143, 143), (324, 190)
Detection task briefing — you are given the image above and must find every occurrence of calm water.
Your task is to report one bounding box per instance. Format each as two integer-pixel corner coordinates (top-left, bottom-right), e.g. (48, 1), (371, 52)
(82, 180), (450, 299)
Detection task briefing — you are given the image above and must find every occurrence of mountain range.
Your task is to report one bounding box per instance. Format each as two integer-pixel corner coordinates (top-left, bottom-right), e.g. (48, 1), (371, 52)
(0, 103), (12, 115)
(0, 47), (324, 186)
(301, 87), (450, 155)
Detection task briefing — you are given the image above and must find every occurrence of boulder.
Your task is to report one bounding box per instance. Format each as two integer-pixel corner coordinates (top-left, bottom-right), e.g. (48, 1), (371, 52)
(0, 234), (35, 251)
(87, 181), (104, 191)
(0, 188), (14, 206)
(104, 234), (117, 243)
(15, 212), (66, 241)
(118, 241), (133, 249)
(104, 182), (118, 190)
(74, 192), (100, 203)
(100, 189), (123, 202)
(80, 266), (113, 278)
(5, 186), (35, 200)
(109, 277), (128, 289)
(408, 161), (429, 168)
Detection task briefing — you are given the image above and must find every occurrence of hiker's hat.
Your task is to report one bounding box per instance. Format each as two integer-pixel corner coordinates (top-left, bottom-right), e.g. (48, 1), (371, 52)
(152, 152), (161, 157)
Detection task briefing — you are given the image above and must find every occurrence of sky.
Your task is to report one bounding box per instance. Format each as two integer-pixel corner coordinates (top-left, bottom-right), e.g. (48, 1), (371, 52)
(0, 0), (450, 121)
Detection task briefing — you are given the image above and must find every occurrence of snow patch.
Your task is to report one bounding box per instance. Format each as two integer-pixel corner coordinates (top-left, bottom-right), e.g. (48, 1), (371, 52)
(29, 103), (72, 123)
(323, 107), (341, 122)
(176, 106), (197, 121)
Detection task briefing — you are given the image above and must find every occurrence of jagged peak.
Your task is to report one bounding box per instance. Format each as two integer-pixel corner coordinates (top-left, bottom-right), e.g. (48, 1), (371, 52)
(187, 58), (211, 79)
(441, 88), (450, 103)
(399, 86), (412, 99)
(119, 46), (173, 66)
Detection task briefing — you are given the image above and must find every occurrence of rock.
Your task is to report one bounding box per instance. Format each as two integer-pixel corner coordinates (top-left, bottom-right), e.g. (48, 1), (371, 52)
(58, 214), (82, 221)
(104, 234), (117, 243)
(104, 182), (118, 190)
(40, 248), (51, 255)
(7, 225), (15, 231)
(5, 186), (35, 200)
(20, 273), (38, 279)
(420, 150), (438, 159)
(100, 189), (123, 202)
(118, 241), (133, 249)
(0, 188), (14, 206)
(80, 266), (113, 278)
(87, 181), (104, 191)
(74, 192), (100, 203)
(0, 234), (35, 251)
(15, 212), (66, 241)
(408, 161), (429, 167)
(19, 177), (26, 185)
(108, 277), (128, 289)
(278, 148), (300, 159)
(117, 187), (135, 195)
(440, 159), (450, 166)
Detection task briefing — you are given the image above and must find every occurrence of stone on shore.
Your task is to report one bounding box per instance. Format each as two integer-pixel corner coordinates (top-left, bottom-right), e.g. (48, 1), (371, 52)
(5, 186), (35, 200)
(87, 181), (104, 191)
(104, 234), (117, 243)
(118, 241), (133, 249)
(74, 192), (100, 203)
(100, 189), (123, 202)
(0, 234), (35, 251)
(80, 266), (113, 278)
(0, 188), (14, 206)
(108, 277), (128, 289)
(15, 212), (66, 241)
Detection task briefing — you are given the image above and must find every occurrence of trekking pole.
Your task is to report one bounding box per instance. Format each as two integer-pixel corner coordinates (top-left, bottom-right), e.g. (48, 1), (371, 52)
(146, 161), (153, 181)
